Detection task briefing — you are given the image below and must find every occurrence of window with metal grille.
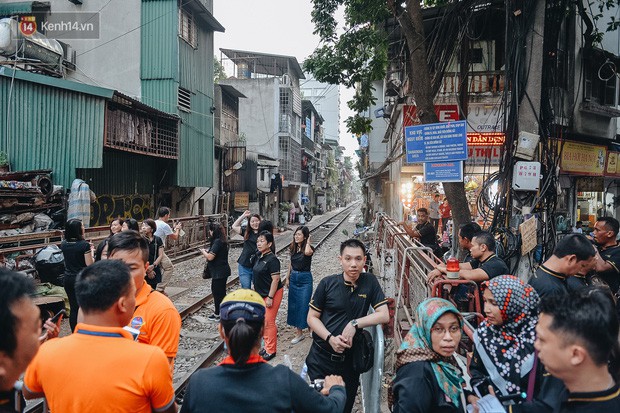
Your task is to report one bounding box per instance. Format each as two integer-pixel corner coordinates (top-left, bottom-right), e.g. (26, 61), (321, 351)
(178, 87), (191, 112)
(105, 103), (179, 159)
(178, 8), (197, 47)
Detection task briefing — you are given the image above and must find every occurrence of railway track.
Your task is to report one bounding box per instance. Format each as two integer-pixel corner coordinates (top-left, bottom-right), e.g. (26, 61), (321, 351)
(173, 204), (357, 401)
(24, 204), (358, 412)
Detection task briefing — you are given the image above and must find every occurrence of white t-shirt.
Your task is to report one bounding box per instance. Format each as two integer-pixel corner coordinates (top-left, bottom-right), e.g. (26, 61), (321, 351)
(154, 219), (173, 247)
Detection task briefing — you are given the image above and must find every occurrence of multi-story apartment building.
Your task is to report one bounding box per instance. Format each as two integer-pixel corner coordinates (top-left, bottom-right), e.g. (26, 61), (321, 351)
(0, 0), (223, 219)
(220, 49), (306, 222)
(364, 1), (620, 225)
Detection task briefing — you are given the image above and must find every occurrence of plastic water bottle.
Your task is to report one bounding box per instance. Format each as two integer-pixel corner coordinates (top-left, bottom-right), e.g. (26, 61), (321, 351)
(300, 363), (309, 382)
(283, 354), (293, 370)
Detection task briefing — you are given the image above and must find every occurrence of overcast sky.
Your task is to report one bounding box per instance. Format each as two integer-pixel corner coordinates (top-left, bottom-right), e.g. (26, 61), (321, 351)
(213, 0), (357, 157)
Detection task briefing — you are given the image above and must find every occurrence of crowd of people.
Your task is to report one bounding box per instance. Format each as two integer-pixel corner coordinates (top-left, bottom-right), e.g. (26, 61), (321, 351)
(2, 206), (620, 412)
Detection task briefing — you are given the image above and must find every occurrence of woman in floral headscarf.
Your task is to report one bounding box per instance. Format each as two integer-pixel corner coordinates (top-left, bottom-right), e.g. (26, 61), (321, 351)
(391, 298), (466, 412)
(468, 275), (542, 406)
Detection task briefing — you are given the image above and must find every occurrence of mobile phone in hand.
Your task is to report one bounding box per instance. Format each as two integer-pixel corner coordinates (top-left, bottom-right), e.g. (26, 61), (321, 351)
(50, 309), (67, 324)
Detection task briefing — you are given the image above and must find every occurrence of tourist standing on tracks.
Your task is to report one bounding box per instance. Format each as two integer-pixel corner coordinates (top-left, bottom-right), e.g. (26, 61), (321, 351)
(391, 298), (465, 413)
(0, 269), (44, 413)
(141, 219), (164, 291)
(122, 218), (140, 232)
(108, 231), (181, 369)
(252, 230), (282, 361)
(154, 207), (183, 294)
(232, 210), (262, 289)
(286, 226), (314, 344)
(306, 238), (389, 413)
(179, 289), (346, 413)
(468, 275), (543, 409)
(23, 260), (177, 413)
(60, 219), (94, 332)
(200, 222), (231, 321)
(94, 218), (122, 261)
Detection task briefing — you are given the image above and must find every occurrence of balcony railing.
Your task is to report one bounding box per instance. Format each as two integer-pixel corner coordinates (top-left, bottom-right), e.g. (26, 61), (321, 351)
(439, 71), (505, 95)
(302, 135), (315, 152)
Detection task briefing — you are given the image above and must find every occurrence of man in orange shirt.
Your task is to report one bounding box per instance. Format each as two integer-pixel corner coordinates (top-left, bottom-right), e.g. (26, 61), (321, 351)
(23, 260), (176, 412)
(108, 231), (181, 368)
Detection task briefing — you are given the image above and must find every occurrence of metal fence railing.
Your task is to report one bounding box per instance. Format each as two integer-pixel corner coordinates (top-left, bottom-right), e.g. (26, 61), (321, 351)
(360, 307), (385, 413)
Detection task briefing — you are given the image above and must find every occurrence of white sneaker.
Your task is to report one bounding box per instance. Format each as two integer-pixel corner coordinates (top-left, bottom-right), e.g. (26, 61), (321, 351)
(291, 335), (305, 344)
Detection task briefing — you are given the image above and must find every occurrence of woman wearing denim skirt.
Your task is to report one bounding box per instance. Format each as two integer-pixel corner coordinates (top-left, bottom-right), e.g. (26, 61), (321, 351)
(285, 226), (314, 344)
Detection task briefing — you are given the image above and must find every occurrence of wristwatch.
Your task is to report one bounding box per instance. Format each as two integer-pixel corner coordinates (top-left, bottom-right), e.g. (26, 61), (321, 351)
(350, 319), (359, 329)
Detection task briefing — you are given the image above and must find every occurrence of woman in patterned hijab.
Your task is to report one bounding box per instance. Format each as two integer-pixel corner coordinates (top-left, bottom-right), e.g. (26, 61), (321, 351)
(391, 298), (466, 412)
(469, 274), (540, 402)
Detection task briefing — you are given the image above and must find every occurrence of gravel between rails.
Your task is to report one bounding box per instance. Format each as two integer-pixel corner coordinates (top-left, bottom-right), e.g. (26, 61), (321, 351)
(171, 206), (368, 410)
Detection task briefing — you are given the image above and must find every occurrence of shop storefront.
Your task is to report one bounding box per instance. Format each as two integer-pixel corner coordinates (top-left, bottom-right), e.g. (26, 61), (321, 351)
(557, 140), (619, 234)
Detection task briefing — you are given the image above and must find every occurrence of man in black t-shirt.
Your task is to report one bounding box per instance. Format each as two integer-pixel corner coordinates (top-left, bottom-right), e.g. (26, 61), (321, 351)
(535, 289), (620, 412)
(398, 208), (438, 252)
(306, 239), (389, 413)
(529, 234), (596, 300)
(431, 231), (508, 283)
(593, 217), (620, 300)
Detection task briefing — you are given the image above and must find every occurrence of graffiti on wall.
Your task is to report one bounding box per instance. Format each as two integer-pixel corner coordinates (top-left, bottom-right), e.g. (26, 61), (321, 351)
(91, 194), (152, 226)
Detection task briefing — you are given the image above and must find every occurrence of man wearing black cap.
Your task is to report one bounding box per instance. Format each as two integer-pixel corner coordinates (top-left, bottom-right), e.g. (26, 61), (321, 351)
(306, 239), (389, 413)
(180, 289), (346, 413)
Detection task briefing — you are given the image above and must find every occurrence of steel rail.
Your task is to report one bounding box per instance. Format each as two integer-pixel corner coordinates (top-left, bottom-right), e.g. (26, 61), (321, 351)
(24, 204), (358, 412)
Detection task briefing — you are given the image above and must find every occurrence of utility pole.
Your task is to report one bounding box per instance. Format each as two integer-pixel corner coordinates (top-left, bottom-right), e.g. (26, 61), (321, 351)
(514, 0), (546, 278)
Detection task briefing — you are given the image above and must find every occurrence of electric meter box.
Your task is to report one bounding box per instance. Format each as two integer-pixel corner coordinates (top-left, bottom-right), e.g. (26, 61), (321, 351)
(512, 161), (541, 191)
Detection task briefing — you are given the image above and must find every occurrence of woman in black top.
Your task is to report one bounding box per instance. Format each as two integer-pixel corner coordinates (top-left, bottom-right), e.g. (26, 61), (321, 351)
(121, 218), (139, 231)
(232, 210), (262, 289)
(252, 230), (281, 361)
(94, 218), (122, 261)
(60, 219), (93, 332)
(141, 219), (164, 290)
(200, 222), (231, 321)
(179, 289), (346, 413)
(285, 226), (314, 344)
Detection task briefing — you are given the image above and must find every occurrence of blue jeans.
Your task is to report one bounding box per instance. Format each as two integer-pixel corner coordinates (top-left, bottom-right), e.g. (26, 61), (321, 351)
(238, 264), (253, 289)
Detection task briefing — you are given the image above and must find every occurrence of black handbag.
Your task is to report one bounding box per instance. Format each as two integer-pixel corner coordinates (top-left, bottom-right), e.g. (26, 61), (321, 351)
(202, 260), (212, 279)
(351, 329), (374, 374)
(339, 276), (374, 374)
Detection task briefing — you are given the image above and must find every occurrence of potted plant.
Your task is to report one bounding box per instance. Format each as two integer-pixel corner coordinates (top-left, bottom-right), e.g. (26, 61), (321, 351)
(0, 151), (8, 172)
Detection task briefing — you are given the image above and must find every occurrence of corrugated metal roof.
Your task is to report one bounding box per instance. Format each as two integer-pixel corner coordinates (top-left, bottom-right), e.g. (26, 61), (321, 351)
(220, 48), (305, 80)
(0, 1), (50, 17)
(0, 70), (106, 188)
(219, 84), (246, 99)
(0, 67), (113, 98)
(185, 0), (224, 32)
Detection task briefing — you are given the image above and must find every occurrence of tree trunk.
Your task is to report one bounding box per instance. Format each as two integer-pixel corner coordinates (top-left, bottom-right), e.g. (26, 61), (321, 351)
(396, 1), (472, 241)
